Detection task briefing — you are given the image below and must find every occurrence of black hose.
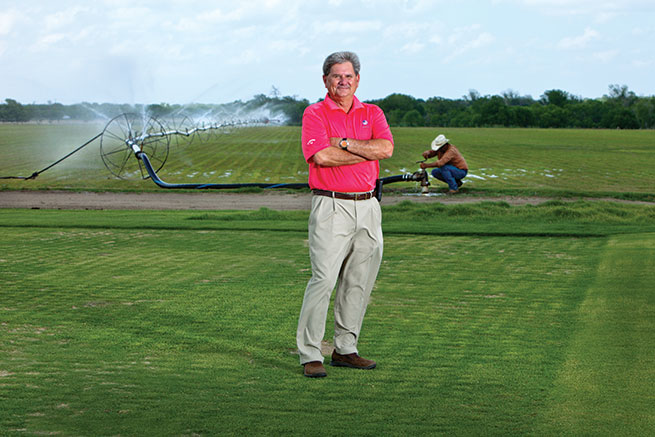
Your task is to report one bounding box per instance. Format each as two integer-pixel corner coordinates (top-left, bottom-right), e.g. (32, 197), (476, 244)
(0, 132), (103, 180)
(137, 152), (310, 190)
(137, 151), (426, 200)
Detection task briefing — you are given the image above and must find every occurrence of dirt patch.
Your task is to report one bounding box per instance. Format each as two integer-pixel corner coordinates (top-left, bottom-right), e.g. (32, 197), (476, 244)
(0, 190), (614, 211)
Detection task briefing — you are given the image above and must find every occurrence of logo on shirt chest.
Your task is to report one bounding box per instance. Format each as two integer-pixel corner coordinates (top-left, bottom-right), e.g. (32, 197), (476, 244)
(362, 120), (369, 126)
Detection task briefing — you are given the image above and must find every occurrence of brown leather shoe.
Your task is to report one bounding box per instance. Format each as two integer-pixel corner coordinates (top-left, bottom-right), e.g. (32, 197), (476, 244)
(303, 361), (327, 378)
(329, 351), (376, 370)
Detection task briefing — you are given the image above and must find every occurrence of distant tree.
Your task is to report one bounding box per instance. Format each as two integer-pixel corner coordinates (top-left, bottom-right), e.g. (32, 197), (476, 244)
(606, 84), (637, 107)
(634, 98), (655, 129)
(67, 104), (96, 121)
(278, 96), (309, 125)
(502, 89), (534, 106)
(511, 106), (536, 127)
(2, 84), (654, 129)
(385, 109), (404, 126)
(602, 107), (639, 129)
(374, 93), (423, 116)
(464, 89), (481, 102)
(424, 97), (465, 126)
(147, 103), (172, 118)
(535, 104), (570, 128)
(251, 94), (270, 107)
(476, 96), (511, 126)
(450, 109), (476, 127)
(401, 109), (424, 127)
(0, 99), (29, 122)
(541, 89), (570, 107)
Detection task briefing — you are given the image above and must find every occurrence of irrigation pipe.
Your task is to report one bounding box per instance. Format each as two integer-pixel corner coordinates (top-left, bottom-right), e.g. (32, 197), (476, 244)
(1, 112), (430, 200)
(0, 132), (102, 180)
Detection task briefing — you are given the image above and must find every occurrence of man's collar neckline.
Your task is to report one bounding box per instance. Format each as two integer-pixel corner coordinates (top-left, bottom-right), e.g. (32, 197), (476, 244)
(324, 93), (364, 113)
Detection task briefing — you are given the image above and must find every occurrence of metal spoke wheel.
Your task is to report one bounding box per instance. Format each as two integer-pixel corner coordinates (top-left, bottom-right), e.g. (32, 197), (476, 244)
(100, 113), (170, 179)
(167, 114), (197, 148)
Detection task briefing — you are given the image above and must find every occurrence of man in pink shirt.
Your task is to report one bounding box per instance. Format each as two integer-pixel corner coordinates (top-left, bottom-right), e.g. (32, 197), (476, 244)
(296, 51), (394, 378)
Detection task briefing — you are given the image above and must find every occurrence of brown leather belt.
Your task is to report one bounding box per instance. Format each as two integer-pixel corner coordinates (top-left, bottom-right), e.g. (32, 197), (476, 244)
(312, 189), (374, 201)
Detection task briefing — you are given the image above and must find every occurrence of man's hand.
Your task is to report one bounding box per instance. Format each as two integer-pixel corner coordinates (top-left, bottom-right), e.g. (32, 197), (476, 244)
(330, 137), (346, 149)
(312, 146), (366, 167)
(422, 150), (434, 159)
(420, 162), (429, 170)
(313, 137), (393, 167)
(329, 137), (393, 161)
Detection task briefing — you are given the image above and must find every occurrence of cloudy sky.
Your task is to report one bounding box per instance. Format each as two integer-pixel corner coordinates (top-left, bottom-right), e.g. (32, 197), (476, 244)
(1, 0), (653, 105)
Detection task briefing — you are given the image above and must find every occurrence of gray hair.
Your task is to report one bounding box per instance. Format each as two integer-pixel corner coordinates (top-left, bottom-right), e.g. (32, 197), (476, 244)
(322, 51), (361, 76)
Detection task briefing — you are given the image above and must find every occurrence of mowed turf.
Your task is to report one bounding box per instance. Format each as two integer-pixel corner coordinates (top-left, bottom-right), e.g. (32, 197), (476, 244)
(1, 205), (654, 435)
(1, 124), (654, 199)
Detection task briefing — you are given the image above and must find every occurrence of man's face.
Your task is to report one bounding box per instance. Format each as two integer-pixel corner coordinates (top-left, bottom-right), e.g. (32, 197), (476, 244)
(323, 62), (359, 100)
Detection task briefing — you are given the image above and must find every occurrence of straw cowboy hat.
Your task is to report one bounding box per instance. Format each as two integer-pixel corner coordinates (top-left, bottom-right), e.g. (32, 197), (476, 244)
(431, 134), (449, 151)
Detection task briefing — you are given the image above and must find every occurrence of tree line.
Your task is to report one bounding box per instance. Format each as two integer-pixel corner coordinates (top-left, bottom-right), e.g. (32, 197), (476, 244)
(0, 95), (309, 126)
(368, 85), (654, 129)
(1, 84), (653, 129)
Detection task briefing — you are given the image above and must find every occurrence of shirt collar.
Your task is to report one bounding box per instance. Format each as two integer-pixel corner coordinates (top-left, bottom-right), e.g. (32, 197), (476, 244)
(324, 93), (364, 112)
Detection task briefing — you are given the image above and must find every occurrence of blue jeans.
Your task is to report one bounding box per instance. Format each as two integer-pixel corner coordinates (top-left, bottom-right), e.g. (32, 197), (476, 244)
(431, 165), (467, 191)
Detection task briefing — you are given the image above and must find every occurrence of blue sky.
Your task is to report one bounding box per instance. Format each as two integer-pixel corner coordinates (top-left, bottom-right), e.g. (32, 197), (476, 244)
(1, 0), (653, 104)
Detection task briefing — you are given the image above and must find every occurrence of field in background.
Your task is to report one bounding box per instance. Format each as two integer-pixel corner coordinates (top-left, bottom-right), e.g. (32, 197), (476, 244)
(1, 123), (654, 199)
(1, 122), (654, 434)
(1, 204), (654, 435)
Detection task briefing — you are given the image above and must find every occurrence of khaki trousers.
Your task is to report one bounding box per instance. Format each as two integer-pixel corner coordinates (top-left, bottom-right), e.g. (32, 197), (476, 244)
(296, 195), (383, 364)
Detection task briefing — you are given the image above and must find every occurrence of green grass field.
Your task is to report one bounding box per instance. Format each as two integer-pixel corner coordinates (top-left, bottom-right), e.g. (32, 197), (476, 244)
(1, 202), (654, 435)
(1, 123), (655, 435)
(1, 123), (654, 200)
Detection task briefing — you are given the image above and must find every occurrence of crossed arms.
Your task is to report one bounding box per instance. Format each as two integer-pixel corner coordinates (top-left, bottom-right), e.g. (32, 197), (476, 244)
(311, 137), (393, 167)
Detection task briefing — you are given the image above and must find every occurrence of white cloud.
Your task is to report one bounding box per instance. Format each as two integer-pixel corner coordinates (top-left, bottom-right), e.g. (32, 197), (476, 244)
(0, 9), (20, 35)
(2, 0), (653, 103)
(444, 25), (495, 62)
(429, 35), (443, 45)
(631, 59), (653, 68)
(44, 7), (87, 31)
(631, 26), (653, 37)
(199, 7), (246, 23)
(501, 0), (651, 22)
(558, 27), (599, 49)
(401, 41), (425, 54)
(226, 48), (259, 65)
(592, 49), (619, 62)
(323, 20), (383, 33)
(32, 33), (67, 51)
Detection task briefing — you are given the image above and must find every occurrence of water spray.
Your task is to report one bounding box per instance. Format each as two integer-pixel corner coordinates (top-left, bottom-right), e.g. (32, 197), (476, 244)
(1, 113), (430, 199)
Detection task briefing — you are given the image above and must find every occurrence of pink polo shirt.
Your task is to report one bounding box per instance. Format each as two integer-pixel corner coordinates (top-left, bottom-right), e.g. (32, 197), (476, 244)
(302, 94), (394, 193)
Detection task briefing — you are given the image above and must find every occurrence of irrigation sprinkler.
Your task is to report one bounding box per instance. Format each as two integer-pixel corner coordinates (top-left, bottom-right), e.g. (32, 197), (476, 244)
(2, 112), (431, 199)
(100, 113), (171, 180)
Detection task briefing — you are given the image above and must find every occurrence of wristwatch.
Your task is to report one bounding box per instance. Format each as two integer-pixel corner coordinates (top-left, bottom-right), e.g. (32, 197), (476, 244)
(339, 138), (349, 151)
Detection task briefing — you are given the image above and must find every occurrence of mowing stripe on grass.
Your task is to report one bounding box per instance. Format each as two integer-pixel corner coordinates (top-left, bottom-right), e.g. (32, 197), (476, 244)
(534, 233), (655, 435)
(1, 208), (654, 434)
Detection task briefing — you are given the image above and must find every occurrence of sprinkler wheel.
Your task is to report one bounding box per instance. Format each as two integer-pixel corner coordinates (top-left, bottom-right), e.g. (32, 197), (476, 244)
(100, 113), (170, 180)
